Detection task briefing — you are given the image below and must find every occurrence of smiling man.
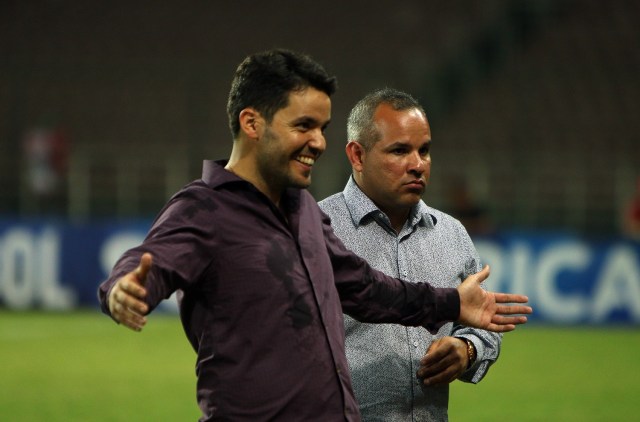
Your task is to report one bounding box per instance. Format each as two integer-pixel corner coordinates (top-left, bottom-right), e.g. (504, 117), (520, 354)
(98, 51), (530, 422)
(319, 88), (502, 421)
(226, 82), (331, 204)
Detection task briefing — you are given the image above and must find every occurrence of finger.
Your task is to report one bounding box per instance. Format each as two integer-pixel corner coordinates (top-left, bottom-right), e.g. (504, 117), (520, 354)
(112, 300), (147, 331)
(419, 359), (459, 386)
(486, 316), (530, 332)
(120, 313), (147, 332)
(473, 265), (490, 284)
(425, 366), (461, 386)
(119, 276), (148, 301)
(417, 356), (448, 380)
(495, 304), (533, 315)
(421, 370), (453, 386)
(113, 288), (148, 315)
(134, 253), (153, 285)
(492, 315), (528, 325)
(420, 343), (447, 365)
(484, 323), (516, 333)
(494, 293), (530, 304)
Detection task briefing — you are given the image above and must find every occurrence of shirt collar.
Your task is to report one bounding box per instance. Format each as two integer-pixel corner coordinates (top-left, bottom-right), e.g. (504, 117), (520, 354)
(343, 176), (436, 230)
(201, 159), (301, 210)
(202, 159), (238, 188)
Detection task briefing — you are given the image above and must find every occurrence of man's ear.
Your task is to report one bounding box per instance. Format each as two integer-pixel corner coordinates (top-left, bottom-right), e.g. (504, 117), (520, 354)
(345, 141), (366, 172)
(238, 108), (261, 139)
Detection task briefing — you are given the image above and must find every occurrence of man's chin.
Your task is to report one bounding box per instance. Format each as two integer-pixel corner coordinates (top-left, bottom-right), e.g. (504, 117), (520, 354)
(401, 192), (423, 206)
(290, 176), (312, 190)
(404, 188), (424, 202)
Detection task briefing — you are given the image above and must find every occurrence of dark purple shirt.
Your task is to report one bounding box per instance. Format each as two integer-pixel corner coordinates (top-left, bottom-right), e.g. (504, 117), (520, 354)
(98, 160), (459, 421)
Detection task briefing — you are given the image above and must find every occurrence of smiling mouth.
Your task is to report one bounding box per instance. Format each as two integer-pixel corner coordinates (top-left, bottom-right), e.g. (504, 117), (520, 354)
(296, 155), (315, 166)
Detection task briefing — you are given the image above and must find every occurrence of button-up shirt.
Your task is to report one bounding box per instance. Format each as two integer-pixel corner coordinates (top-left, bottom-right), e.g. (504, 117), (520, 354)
(319, 176), (502, 422)
(98, 160), (461, 422)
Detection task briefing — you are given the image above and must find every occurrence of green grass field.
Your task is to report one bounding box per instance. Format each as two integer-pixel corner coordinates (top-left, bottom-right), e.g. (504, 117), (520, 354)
(1, 310), (639, 421)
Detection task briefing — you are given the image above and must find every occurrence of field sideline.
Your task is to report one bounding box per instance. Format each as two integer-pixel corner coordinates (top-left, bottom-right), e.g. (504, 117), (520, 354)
(1, 310), (638, 421)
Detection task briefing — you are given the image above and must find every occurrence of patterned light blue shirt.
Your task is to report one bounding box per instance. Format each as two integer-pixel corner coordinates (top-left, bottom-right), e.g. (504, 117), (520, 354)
(318, 176), (502, 422)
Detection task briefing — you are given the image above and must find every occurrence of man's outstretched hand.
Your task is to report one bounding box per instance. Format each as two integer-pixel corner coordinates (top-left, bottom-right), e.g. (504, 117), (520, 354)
(457, 265), (532, 332)
(108, 253), (152, 332)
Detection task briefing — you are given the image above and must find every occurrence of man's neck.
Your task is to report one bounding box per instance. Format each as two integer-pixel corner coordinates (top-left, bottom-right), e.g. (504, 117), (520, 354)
(225, 159), (282, 207)
(388, 213), (409, 234)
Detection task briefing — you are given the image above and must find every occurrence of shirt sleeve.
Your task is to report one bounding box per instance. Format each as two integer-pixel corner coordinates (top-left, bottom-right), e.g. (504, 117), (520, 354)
(97, 191), (215, 318)
(450, 219), (502, 383)
(321, 211), (460, 332)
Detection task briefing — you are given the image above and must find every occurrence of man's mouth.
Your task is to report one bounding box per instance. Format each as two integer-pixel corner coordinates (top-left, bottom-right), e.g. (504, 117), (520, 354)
(404, 180), (426, 192)
(296, 155), (315, 166)
(406, 179), (425, 187)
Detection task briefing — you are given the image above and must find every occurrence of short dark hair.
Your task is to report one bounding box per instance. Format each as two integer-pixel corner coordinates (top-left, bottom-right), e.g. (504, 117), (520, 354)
(226, 49), (338, 137)
(347, 88), (427, 150)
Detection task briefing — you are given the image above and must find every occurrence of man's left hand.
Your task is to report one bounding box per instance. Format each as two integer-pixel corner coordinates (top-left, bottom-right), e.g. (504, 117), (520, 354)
(416, 337), (468, 386)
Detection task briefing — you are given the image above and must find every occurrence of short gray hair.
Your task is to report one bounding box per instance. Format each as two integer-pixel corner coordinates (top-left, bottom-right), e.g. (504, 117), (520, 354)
(346, 88), (426, 150)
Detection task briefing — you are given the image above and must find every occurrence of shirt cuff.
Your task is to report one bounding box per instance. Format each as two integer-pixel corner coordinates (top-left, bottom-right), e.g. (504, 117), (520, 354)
(424, 287), (459, 334)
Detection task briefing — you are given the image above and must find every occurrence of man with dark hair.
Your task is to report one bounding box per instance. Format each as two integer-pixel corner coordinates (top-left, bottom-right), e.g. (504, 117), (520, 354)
(320, 88), (500, 420)
(226, 49), (337, 137)
(98, 50), (530, 421)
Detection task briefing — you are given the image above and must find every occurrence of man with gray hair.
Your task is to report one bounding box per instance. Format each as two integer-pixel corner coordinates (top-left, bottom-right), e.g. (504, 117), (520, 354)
(319, 88), (501, 421)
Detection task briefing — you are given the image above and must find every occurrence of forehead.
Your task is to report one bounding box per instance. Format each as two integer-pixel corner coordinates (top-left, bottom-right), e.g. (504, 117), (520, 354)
(373, 104), (431, 137)
(274, 87), (332, 121)
(373, 104), (431, 148)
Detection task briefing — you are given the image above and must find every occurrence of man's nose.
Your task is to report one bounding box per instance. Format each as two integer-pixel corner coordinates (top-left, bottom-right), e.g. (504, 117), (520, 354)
(309, 129), (326, 153)
(408, 152), (427, 174)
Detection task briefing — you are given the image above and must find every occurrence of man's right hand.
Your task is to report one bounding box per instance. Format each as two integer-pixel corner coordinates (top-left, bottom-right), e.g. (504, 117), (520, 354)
(456, 265), (532, 333)
(108, 253), (152, 332)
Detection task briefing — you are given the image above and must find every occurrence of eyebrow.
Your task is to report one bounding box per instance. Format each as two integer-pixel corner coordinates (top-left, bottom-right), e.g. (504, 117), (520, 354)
(292, 116), (331, 129)
(386, 139), (431, 146)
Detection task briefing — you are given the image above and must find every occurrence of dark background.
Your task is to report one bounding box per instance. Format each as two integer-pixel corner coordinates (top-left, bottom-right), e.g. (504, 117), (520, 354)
(2, 0), (638, 234)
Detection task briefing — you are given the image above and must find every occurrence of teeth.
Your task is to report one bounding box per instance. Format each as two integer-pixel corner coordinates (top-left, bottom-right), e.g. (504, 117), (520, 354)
(297, 156), (315, 166)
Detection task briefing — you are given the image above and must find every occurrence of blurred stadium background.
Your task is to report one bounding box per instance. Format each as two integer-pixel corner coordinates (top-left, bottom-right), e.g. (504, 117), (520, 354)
(1, 0), (639, 420)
